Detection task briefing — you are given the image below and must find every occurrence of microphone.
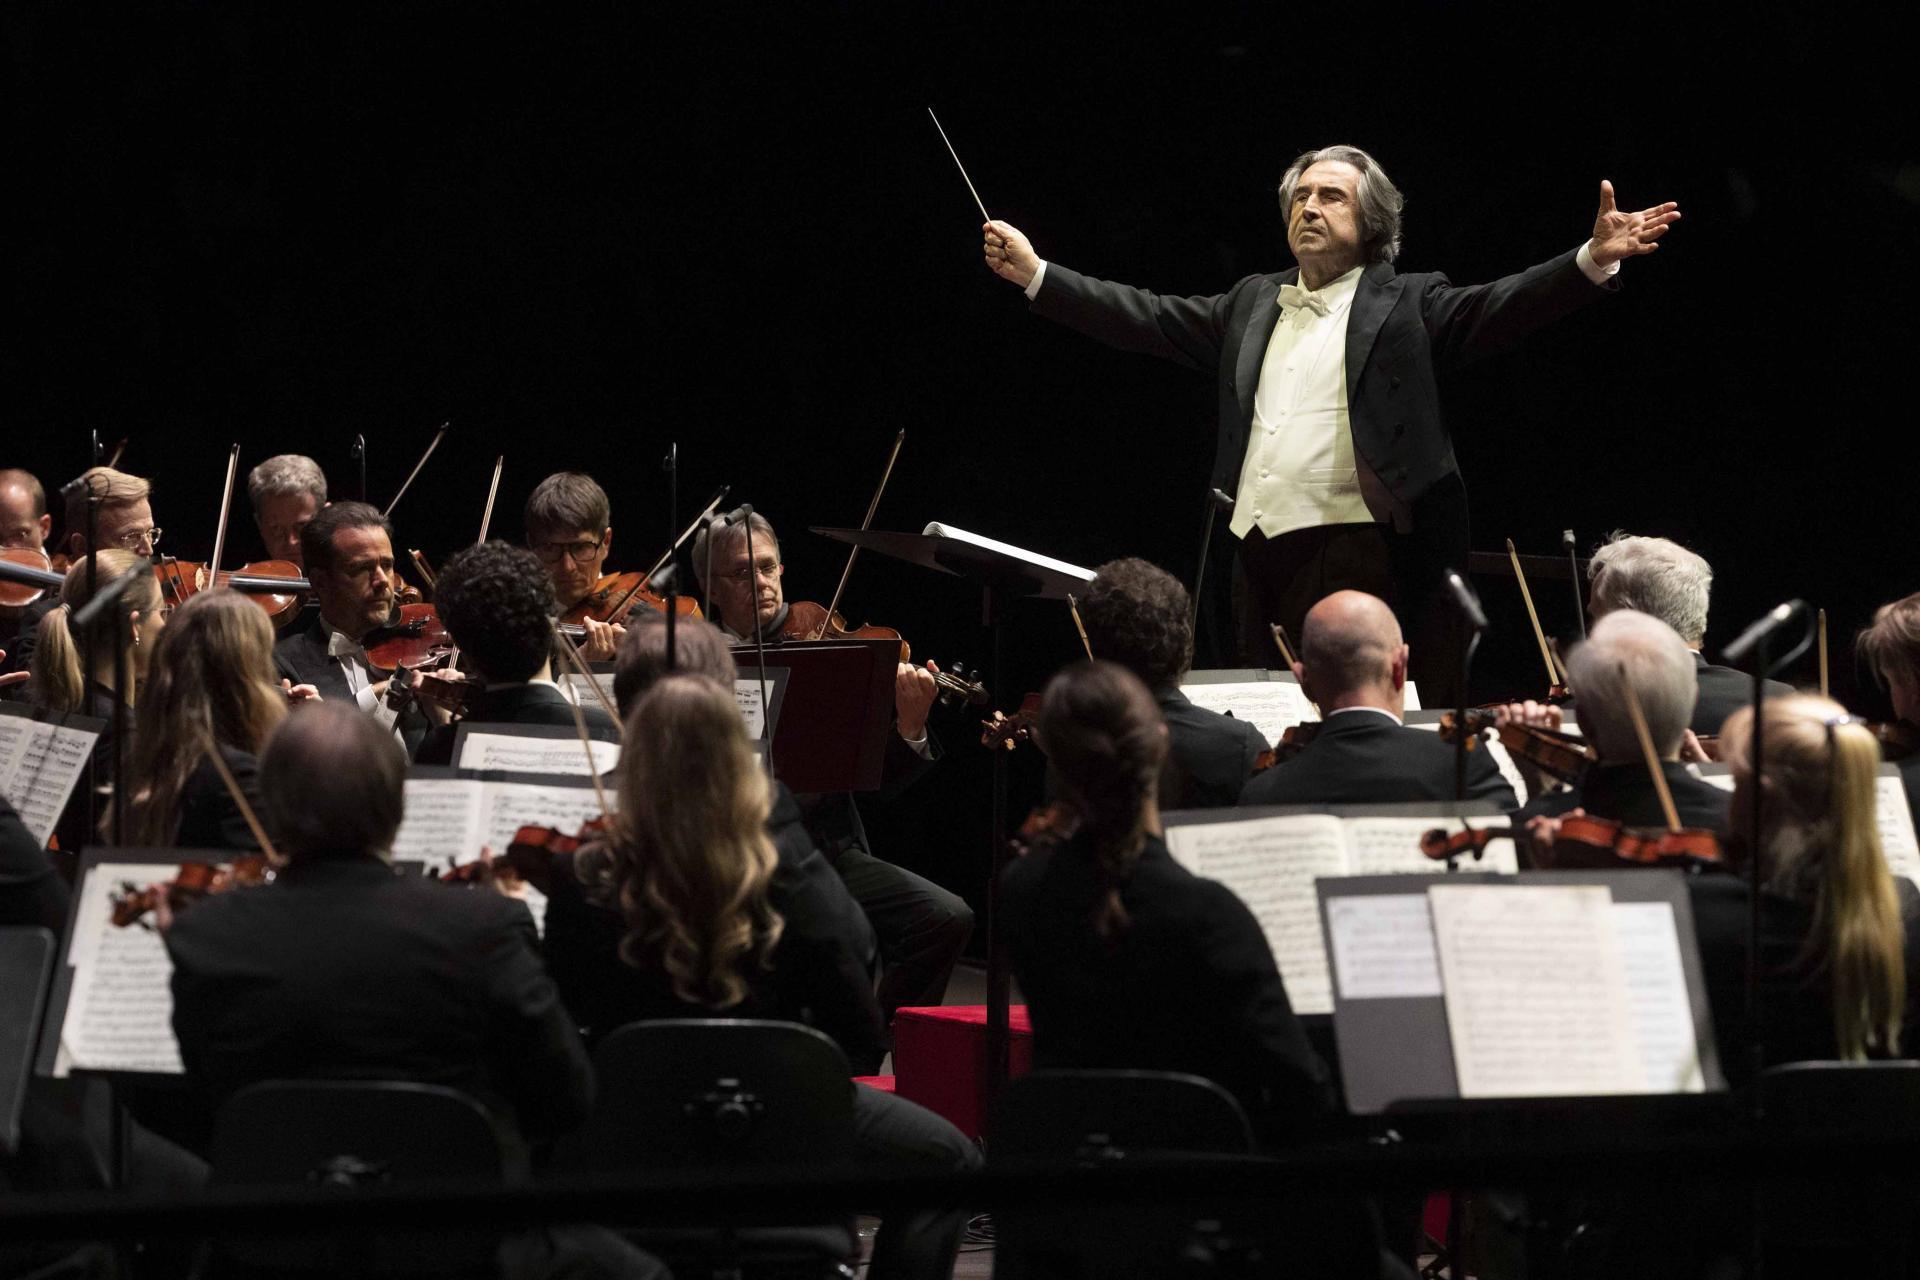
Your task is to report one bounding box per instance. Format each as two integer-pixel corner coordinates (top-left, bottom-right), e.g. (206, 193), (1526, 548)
(69, 563), (148, 632)
(648, 563), (680, 596)
(1721, 600), (1808, 668)
(57, 470), (101, 501)
(1442, 569), (1488, 632)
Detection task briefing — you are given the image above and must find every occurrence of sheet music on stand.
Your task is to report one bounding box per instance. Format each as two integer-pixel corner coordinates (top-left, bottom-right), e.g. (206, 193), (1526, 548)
(1160, 801), (1513, 1017)
(1691, 761), (1920, 889)
(1180, 670), (1422, 747)
(37, 848), (201, 1079)
(1319, 868), (1724, 1111)
(452, 722), (621, 776)
(0, 701), (107, 848)
(729, 638), (899, 794)
(559, 662), (789, 741)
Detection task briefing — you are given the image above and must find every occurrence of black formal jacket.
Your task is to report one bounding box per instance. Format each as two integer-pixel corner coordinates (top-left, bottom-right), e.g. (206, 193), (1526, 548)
(1689, 652), (1794, 738)
(1001, 833), (1332, 1144)
(1158, 686), (1269, 810)
(412, 682), (620, 767)
(1513, 761), (1732, 834)
(272, 615), (429, 751)
(0, 795), (67, 933)
(1239, 709), (1515, 809)
(540, 782), (887, 1073)
(166, 853), (592, 1146)
(171, 746), (267, 853)
(1031, 249), (1615, 571)
(1689, 870), (1920, 1086)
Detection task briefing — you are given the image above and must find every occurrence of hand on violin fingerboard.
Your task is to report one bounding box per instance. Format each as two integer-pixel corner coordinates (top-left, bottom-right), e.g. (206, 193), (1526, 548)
(896, 660), (940, 741)
(578, 616), (625, 664)
(1495, 700), (1564, 732)
(279, 678), (322, 703)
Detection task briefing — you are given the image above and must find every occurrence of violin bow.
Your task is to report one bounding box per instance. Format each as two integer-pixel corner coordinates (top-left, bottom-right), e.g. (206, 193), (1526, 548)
(551, 626), (616, 823)
(1269, 622), (1321, 717)
(104, 438), (129, 470)
(814, 429), (906, 640)
(1818, 608), (1829, 699)
(200, 728), (282, 863)
(1618, 661), (1684, 833)
(577, 484), (735, 627)
(476, 455), (505, 545)
(1507, 538), (1567, 692)
(209, 443), (241, 584)
(383, 422), (449, 519)
(1067, 593), (1094, 660)
(550, 619), (626, 743)
(1564, 529), (1587, 641)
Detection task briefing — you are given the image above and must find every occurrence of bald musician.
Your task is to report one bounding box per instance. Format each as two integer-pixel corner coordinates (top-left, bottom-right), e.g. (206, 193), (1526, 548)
(1858, 590), (1920, 839)
(0, 468), (56, 682)
(1511, 610), (1732, 833)
(1239, 590), (1514, 808)
(246, 454), (328, 569)
(524, 471), (625, 662)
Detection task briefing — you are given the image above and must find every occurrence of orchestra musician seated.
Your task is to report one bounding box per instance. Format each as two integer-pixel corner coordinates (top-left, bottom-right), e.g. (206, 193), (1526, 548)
(1079, 557), (1270, 807)
(1585, 533), (1791, 734)
(1857, 590), (1920, 838)
(246, 453), (327, 570)
(690, 507), (975, 1021)
(539, 673), (980, 1280)
(1002, 661), (1334, 1140)
(0, 468), (56, 683)
(5, 466), (160, 681)
(1686, 695), (1920, 1081)
(1509, 609), (1732, 834)
(412, 540), (618, 766)
(524, 471), (626, 662)
(125, 589), (318, 853)
(1239, 590), (1514, 807)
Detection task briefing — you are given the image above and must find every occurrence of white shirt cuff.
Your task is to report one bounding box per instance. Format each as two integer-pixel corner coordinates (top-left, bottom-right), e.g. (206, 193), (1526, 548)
(1023, 259), (1049, 301)
(899, 726), (935, 759)
(1575, 241), (1618, 284)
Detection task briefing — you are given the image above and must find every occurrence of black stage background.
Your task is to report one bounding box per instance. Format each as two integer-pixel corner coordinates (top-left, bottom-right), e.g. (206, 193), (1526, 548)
(9, 6), (1916, 921)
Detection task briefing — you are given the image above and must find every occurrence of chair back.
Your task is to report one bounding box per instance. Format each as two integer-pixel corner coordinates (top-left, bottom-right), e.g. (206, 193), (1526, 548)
(0, 927), (54, 1156)
(992, 1069), (1253, 1161)
(562, 1018), (853, 1172)
(208, 1080), (510, 1276)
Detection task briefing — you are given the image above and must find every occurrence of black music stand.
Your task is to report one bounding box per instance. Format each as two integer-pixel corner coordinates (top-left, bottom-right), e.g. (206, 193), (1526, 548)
(727, 638), (898, 794)
(813, 523), (1095, 1097)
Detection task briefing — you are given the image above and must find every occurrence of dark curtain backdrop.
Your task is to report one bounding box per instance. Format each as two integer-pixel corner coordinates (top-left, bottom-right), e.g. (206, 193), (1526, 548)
(10, 5), (1915, 916)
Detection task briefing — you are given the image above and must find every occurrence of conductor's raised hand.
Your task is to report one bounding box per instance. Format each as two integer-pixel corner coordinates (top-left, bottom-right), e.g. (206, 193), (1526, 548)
(983, 221), (1040, 290)
(1588, 180), (1681, 267)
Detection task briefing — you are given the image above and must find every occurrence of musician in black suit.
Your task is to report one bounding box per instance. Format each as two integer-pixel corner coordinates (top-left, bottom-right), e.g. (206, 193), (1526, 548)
(987, 147), (1679, 699)
(691, 508), (974, 1021)
(1858, 590), (1920, 837)
(1511, 610), (1732, 834)
(1241, 591), (1514, 808)
(1585, 533), (1792, 735)
(1078, 557), (1268, 808)
(411, 541), (618, 767)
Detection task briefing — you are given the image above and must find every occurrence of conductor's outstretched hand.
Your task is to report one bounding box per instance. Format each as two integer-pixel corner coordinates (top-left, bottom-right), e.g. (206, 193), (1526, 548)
(1587, 180), (1681, 267)
(983, 221), (1040, 290)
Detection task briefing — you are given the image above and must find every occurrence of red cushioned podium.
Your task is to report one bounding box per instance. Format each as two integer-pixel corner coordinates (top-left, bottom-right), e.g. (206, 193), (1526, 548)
(892, 1005), (1033, 1139)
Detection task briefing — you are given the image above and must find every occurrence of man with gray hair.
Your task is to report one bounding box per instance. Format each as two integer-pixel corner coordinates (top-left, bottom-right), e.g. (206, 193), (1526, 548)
(1513, 609), (1731, 833)
(1240, 590), (1513, 807)
(1586, 532), (1790, 734)
(246, 453), (328, 569)
(984, 146), (1680, 704)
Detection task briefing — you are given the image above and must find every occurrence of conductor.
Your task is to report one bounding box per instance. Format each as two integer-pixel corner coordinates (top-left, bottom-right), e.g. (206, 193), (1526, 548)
(984, 144), (1679, 698)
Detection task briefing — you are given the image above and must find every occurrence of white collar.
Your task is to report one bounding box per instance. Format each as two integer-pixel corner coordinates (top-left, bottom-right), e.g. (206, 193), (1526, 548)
(1324, 705), (1403, 727)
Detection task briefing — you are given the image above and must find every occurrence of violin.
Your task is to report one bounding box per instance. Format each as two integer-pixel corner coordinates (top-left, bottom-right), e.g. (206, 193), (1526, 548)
(152, 557), (310, 628)
(448, 817), (615, 897)
(110, 854), (272, 928)
(1250, 722), (1323, 773)
(0, 547), (62, 610)
(1009, 802), (1083, 857)
(1437, 708), (1592, 786)
(1418, 814), (1724, 872)
(981, 692), (1042, 750)
(557, 570), (703, 643)
(363, 602), (455, 672)
(780, 599), (910, 661)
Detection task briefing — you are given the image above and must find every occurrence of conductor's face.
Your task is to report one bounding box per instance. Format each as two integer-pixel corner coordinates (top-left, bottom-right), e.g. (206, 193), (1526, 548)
(1287, 160), (1366, 273)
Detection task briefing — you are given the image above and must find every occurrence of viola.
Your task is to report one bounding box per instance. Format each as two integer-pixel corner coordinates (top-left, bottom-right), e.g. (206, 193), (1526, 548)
(0, 547), (62, 610)
(780, 599), (910, 662)
(110, 854), (272, 928)
(363, 602), (455, 672)
(558, 570), (703, 644)
(1437, 708), (1592, 785)
(152, 557), (310, 628)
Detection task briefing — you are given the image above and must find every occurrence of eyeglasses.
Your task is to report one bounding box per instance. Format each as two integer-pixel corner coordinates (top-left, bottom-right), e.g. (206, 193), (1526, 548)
(532, 537), (604, 565)
(113, 526), (161, 552)
(719, 561), (781, 586)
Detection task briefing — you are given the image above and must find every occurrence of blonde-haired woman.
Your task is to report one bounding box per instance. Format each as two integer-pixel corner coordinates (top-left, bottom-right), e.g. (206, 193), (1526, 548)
(1694, 694), (1920, 1076)
(541, 674), (978, 1280)
(126, 588), (308, 851)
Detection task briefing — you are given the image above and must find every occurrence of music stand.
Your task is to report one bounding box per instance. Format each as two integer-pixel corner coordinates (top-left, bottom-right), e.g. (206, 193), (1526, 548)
(727, 638), (898, 794)
(813, 523), (1096, 1096)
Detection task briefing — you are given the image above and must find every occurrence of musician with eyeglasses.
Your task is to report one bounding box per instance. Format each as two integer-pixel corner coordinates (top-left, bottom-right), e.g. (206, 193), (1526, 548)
(523, 471), (625, 662)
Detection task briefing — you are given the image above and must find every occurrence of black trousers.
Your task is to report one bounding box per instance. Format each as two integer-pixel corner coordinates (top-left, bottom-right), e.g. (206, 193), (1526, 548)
(1232, 522), (1461, 707)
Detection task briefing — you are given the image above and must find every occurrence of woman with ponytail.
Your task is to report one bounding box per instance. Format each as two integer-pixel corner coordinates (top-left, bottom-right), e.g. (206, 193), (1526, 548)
(1693, 694), (1920, 1076)
(1000, 660), (1333, 1142)
(541, 673), (978, 1280)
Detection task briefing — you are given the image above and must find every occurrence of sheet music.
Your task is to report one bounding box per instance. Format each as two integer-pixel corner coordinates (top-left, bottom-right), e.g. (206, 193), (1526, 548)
(56, 862), (184, 1076)
(1343, 815), (1520, 875)
(1611, 901), (1705, 1093)
(0, 717), (101, 847)
(1693, 767), (1920, 889)
(1177, 680), (1318, 743)
(1402, 681), (1421, 712)
(1402, 723), (1529, 807)
(455, 732), (619, 776)
(390, 779), (487, 866)
(1428, 884), (1639, 1098)
(559, 673), (618, 712)
(1165, 814), (1349, 1014)
(1325, 894), (1443, 999)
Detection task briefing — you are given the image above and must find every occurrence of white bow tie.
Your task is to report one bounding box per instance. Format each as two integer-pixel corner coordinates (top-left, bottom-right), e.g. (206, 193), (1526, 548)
(1277, 283), (1330, 316)
(326, 632), (366, 661)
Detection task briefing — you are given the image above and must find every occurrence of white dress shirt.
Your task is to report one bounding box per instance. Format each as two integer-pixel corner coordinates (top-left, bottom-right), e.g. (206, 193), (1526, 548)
(326, 628), (400, 730)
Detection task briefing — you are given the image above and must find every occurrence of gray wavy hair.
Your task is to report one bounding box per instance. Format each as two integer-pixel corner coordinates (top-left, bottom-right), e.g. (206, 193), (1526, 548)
(1586, 533), (1714, 646)
(246, 454), (328, 509)
(1276, 145), (1405, 264)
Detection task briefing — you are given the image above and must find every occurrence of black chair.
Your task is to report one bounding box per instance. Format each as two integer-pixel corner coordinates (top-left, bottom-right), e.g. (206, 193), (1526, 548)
(201, 1080), (513, 1278)
(1756, 1060), (1920, 1277)
(0, 926), (55, 1158)
(991, 1069), (1385, 1279)
(555, 1018), (860, 1278)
